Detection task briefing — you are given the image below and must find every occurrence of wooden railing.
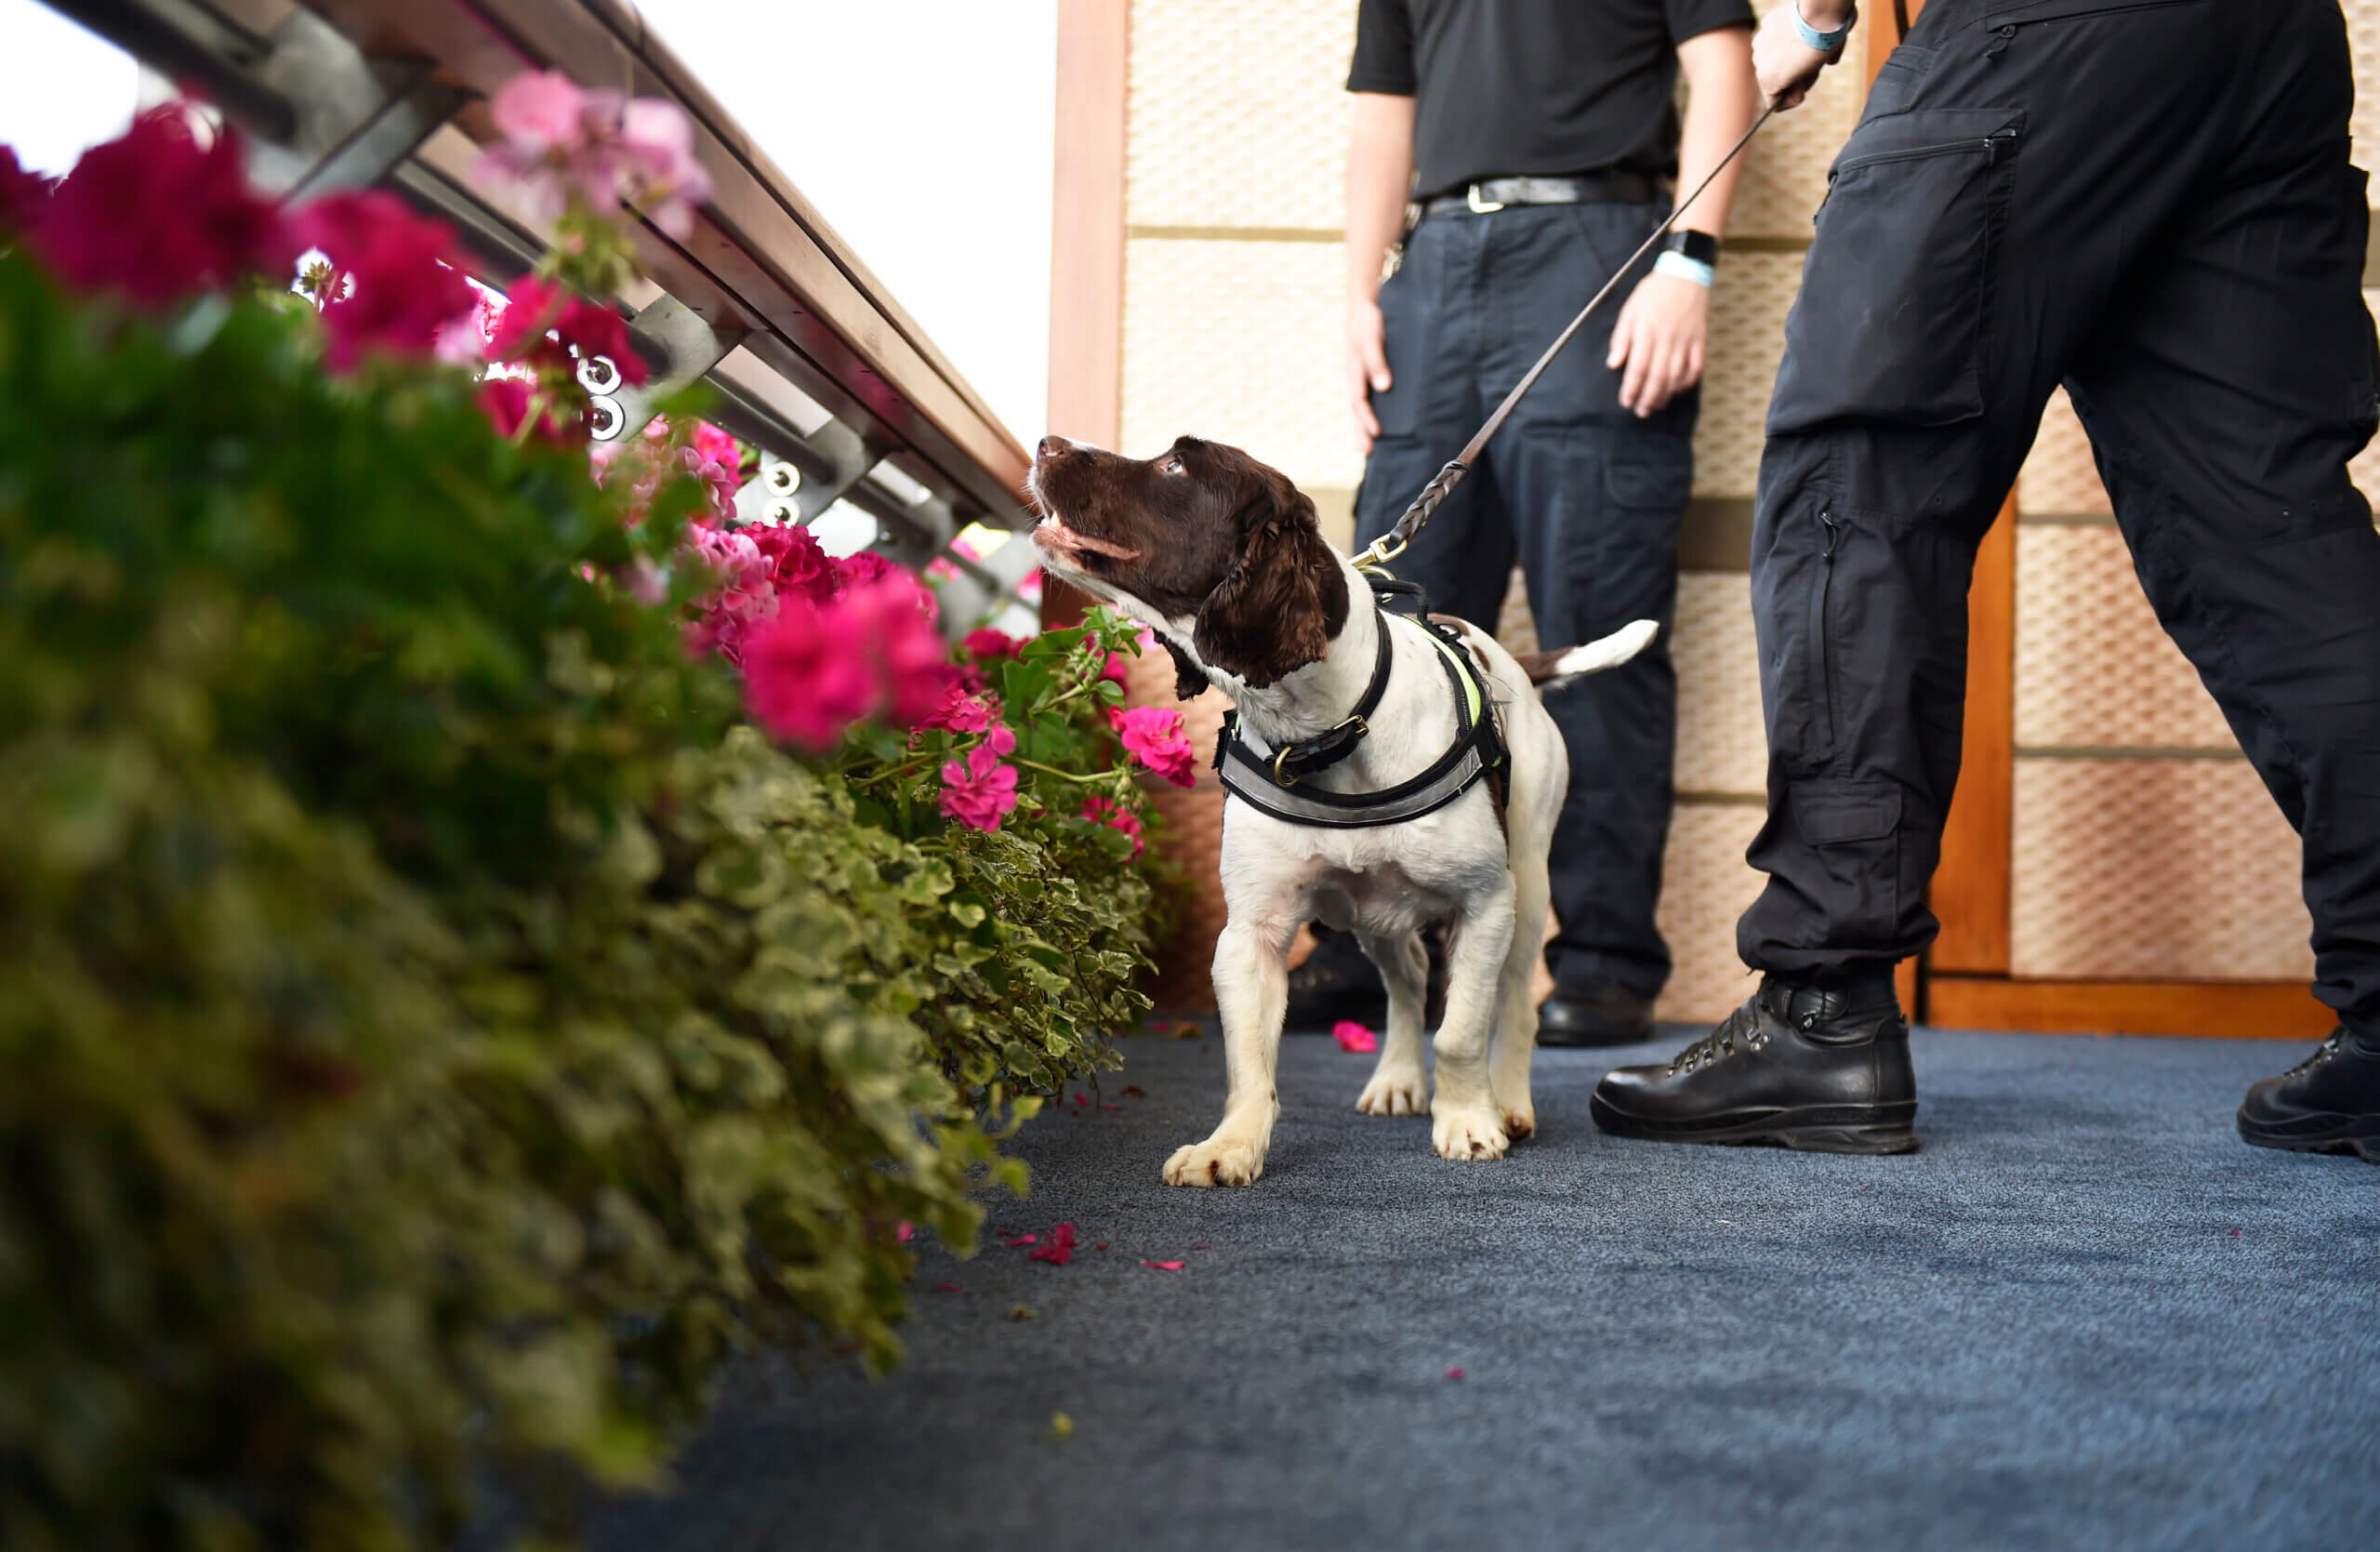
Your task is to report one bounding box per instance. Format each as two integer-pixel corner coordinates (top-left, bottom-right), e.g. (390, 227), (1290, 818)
(42, 0), (1040, 616)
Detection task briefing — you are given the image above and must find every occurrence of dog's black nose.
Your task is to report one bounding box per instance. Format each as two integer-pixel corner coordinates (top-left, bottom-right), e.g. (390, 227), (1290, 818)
(1037, 434), (1071, 460)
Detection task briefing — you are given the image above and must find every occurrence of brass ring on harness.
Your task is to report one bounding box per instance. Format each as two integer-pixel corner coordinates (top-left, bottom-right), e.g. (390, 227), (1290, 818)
(1272, 746), (1302, 788)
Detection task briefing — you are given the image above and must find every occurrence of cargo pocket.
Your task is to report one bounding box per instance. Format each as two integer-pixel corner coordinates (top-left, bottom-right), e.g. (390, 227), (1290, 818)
(1792, 778), (1906, 950)
(1767, 108), (2024, 436)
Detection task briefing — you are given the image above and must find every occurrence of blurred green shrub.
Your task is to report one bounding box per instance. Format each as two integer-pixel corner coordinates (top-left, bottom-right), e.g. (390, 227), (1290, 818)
(0, 228), (1157, 1552)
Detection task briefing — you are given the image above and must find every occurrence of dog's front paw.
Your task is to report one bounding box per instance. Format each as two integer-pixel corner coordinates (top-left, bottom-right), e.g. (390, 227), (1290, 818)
(1500, 1101), (1536, 1142)
(1432, 1105), (1511, 1162)
(1356, 1065), (1429, 1117)
(1163, 1134), (1264, 1187)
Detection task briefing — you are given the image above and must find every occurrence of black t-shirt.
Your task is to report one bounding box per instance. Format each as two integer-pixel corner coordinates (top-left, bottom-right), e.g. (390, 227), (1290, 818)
(1348, 0), (1756, 194)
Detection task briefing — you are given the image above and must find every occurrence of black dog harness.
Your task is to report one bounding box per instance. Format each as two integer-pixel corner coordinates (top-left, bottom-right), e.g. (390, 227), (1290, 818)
(1211, 582), (1508, 829)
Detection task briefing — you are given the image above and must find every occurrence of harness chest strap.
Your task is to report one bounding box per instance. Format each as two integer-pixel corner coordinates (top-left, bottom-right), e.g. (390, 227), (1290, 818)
(1212, 612), (1508, 830)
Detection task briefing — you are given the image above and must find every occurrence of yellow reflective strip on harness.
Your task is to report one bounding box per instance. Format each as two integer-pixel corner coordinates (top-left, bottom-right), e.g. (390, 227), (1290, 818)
(1415, 622), (1487, 723)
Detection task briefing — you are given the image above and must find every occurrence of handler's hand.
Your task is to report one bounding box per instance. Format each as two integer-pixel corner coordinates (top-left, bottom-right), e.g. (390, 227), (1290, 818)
(1607, 271), (1710, 418)
(1348, 298), (1391, 454)
(1754, 1), (1848, 112)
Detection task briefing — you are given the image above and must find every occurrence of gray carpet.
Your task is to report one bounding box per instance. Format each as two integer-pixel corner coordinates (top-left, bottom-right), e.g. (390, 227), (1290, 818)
(589, 1026), (2380, 1552)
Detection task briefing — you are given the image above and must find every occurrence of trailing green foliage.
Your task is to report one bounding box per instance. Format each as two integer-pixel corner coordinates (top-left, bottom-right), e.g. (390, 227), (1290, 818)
(0, 248), (1159, 1552)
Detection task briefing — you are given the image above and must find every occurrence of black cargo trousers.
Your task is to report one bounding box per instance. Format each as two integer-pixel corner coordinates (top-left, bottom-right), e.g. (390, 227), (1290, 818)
(1740, 0), (2380, 1024)
(1355, 199), (1697, 1001)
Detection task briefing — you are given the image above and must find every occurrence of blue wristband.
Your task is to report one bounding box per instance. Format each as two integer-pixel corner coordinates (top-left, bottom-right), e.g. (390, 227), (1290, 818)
(1792, 2), (1857, 53)
(1652, 250), (1715, 289)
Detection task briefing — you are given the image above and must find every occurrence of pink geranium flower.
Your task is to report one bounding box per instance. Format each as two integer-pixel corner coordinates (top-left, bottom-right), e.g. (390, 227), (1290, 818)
(1081, 795), (1144, 857)
(484, 273), (649, 384)
(739, 574), (957, 749)
(1110, 705), (1198, 788)
(1101, 652), (1131, 691)
(29, 106), (291, 308)
(477, 377), (579, 444)
(741, 599), (879, 751)
(693, 420), (739, 470)
(962, 627), (1025, 661)
(940, 724), (1021, 832)
(921, 683), (999, 734)
(288, 191), (476, 371)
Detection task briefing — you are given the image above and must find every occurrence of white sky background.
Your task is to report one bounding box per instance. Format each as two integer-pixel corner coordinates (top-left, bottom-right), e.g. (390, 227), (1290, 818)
(0, 0), (140, 174)
(638, 0), (1058, 450)
(0, 0), (1060, 451)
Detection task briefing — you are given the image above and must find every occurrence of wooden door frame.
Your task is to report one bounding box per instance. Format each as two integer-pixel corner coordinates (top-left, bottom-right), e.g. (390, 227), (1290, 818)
(1040, 0), (1130, 630)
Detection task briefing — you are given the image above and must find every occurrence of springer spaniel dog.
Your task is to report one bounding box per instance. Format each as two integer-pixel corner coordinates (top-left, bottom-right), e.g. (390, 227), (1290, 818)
(1028, 434), (1653, 1185)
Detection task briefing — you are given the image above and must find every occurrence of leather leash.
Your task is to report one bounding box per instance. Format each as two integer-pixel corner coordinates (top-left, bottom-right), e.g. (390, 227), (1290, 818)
(1355, 102), (1779, 577)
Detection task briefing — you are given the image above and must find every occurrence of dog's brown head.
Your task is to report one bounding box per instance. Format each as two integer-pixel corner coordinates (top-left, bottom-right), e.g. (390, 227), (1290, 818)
(1028, 434), (1349, 696)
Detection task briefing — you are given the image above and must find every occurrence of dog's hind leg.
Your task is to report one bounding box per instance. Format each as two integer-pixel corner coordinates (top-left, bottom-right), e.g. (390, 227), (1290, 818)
(1354, 929), (1429, 1117)
(1431, 875), (1516, 1161)
(1164, 919), (1289, 1187)
(1489, 855), (1552, 1142)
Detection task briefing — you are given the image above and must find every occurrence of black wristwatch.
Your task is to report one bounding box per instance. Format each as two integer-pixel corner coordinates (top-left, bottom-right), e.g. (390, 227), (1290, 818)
(1664, 228), (1722, 267)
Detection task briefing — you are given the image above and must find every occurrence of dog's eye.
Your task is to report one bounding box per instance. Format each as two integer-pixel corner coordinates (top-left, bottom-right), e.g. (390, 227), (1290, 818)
(1158, 457), (1183, 475)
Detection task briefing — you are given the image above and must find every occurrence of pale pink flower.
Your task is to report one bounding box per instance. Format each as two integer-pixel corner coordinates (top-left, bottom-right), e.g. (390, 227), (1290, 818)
(489, 70), (586, 153)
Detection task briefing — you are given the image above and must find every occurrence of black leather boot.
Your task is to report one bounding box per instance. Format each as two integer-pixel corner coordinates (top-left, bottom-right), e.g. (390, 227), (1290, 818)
(2236, 1023), (2380, 1163)
(1538, 980), (1657, 1047)
(1590, 967), (1918, 1154)
(1283, 927), (1387, 1030)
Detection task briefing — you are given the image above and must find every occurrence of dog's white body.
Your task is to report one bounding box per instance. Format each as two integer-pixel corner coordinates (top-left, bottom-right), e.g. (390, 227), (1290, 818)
(1062, 542), (1651, 1183)
(1026, 436), (1652, 1184)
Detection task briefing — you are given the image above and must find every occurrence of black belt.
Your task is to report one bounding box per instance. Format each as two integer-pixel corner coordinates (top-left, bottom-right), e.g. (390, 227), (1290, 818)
(1421, 170), (1659, 218)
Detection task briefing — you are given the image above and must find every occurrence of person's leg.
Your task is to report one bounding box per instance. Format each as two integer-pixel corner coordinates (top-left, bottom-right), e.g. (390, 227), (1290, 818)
(1481, 199), (1691, 1044)
(1597, 0), (2247, 1148)
(2052, 1), (2380, 1159)
(1289, 213), (1511, 1028)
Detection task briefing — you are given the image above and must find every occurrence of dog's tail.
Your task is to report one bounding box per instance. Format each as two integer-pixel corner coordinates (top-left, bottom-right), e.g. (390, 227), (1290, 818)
(1516, 619), (1659, 686)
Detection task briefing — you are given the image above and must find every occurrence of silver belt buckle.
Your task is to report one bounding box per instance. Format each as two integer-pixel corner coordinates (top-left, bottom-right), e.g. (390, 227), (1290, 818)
(1466, 182), (1504, 214)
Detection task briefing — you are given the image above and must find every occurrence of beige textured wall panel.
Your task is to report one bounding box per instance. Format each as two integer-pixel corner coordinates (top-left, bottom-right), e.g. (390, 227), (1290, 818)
(1126, 0), (1355, 231)
(2014, 525), (2232, 750)
(1652, 803), (1767, 1025)
(1730, 1), (1868, 241)
(2017, 388), (2111, 517)
(2353, 291), (2380, 508)
(1674, 572), (1766, 796)
(1694, 251), (1800, 497)
(2010, 759), (2311, 982)
(2352, 1), (2380, 188)
(1120, 237), (1362, 489)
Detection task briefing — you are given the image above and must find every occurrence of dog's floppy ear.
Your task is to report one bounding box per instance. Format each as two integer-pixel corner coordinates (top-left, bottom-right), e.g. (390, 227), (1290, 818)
(1192, 470), (1350, 689)
(1157, 634), (1211, 700)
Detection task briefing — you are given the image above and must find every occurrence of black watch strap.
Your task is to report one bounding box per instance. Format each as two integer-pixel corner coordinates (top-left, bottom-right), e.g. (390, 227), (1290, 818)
(1663, 228), (1722, 266)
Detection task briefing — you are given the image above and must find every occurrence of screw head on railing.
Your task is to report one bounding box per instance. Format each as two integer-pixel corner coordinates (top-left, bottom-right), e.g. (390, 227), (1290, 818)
(576, 354), (624, 395)
(761, 458), (801, 496)
(764, 497), (800, 526)
(585, 396), (625, 441)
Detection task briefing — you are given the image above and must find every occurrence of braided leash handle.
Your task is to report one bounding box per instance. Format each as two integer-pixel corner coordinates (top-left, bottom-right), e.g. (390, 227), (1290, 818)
(1374, 458), (1470, 562)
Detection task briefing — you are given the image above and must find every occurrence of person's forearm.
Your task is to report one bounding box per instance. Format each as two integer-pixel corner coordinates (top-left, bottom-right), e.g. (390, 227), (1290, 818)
(1346, 93), (1416, 308)
(1674, 29), (1764, 237)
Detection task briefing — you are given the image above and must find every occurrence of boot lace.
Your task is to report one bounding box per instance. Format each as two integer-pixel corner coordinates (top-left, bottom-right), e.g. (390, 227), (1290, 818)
(1669, 1002), (1770, 1076)
(2285, 1031), (2344, 1078)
